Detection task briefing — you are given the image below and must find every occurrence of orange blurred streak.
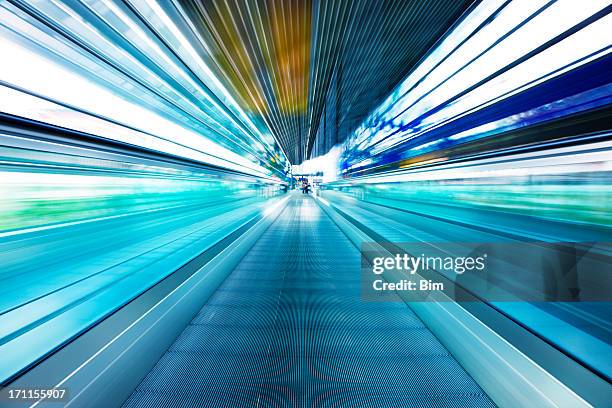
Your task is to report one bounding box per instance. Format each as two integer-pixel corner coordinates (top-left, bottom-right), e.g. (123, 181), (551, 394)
(266, 0), (311, 113)
(399, 156), (449, 168)
(206, 2), (268, 113)
(204, 0), (311, 115)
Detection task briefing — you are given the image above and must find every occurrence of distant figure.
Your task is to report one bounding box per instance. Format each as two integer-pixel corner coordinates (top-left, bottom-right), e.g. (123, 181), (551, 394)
(301, 180), (310, 194)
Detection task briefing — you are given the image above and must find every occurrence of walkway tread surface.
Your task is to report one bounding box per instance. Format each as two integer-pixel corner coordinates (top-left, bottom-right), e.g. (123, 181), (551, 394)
(123, 195), (495, 408)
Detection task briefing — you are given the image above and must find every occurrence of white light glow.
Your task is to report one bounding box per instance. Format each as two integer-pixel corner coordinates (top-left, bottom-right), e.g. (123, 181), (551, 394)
(0, 30), (276, 178)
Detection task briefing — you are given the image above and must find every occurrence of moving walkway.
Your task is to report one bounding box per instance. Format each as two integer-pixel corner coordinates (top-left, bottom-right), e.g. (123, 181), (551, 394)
(3, 192), (610, 408)
(123, 194), (494, 408)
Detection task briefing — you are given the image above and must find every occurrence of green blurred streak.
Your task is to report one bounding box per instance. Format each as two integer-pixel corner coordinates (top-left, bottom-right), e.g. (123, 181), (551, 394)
(0, 174), (279, 232)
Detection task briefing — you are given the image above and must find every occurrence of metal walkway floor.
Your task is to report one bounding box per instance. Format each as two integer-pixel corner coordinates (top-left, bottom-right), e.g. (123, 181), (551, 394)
(123, 195), (495, 407)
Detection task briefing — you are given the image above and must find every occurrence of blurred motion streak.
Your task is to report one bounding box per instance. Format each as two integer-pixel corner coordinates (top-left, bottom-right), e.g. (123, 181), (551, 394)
(0, 0), (611, 399)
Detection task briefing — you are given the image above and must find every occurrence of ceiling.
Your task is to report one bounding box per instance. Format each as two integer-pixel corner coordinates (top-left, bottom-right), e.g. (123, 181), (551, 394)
(177, 0), (475, 164)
